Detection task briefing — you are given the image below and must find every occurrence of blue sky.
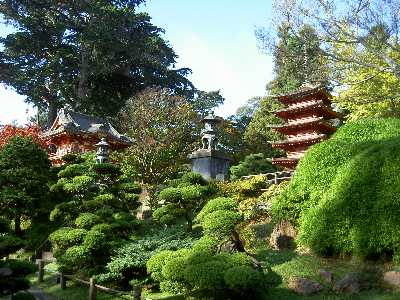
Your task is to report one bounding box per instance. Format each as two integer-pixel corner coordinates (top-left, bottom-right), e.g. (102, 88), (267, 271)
(0, 0), (274, 125)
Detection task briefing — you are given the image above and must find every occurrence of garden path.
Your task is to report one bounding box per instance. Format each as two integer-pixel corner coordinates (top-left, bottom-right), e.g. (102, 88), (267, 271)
(28, 287), (57, 300)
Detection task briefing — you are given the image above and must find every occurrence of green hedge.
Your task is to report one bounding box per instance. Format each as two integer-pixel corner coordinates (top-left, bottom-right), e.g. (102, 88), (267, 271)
(272, 118), (400, 258)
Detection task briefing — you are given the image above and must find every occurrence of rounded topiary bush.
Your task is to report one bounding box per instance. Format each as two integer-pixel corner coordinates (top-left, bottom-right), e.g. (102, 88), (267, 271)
(224, 265), (264, 291)
(230, 153), (276, 181)
(75, 213), (101, 229)
(202, 210), (242, 238)
(196, 197), (238, 222)
(183, 260), (227, 290)
(272, 118), (400, 258)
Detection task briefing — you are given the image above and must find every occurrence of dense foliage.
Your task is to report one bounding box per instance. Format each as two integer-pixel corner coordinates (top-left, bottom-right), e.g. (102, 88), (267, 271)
(0, 125), (46, 149)
(230, 153), (276, 180)
(0, 217), (36, 298)
(154, 172), (216, 232)
(147, 196), (278, 299)
(97, 225), (197, 289)
(0, 136), (51, 235)
(49, 154), (141, 275)
(115, 87), (198, 184)
(272, 118), (400, 259)
(0, 0), (193, 125)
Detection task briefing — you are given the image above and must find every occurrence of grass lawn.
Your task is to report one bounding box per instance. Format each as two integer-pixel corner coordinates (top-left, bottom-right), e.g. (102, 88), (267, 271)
(29, 274), (133, 300)
(255, 247), (400, 300)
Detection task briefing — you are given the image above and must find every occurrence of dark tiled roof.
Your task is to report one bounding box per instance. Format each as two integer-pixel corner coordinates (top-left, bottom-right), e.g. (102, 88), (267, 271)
(42, 109), (132, 145)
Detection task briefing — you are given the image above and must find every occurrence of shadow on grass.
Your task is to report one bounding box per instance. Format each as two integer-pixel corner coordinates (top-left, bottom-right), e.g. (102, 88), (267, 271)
(267, 288), (400, 300)
(256, 248), (298, 267)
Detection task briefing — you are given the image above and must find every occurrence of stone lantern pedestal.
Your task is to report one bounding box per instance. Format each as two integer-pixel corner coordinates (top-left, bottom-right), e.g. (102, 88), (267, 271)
(189, 149), (231, 181)
(188, 112), (231, 181)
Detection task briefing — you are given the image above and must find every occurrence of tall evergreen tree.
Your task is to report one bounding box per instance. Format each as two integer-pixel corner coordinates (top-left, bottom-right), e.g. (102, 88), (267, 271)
(244, 23), (328, 157)
(267, 23), (328, 94)
(0, 0), (193, 126)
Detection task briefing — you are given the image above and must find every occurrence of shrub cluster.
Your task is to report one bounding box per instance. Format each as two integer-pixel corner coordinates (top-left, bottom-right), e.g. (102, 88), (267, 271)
(146, 196), (278, 299)
(48, 154), (141, 275)
(230, 153), (276, 181)
(153, 172), (218, 231)
(271, 118), (400, 259)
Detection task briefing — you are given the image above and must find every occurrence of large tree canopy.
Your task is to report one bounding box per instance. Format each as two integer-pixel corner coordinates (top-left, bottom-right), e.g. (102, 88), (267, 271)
(116, 87), (198, 185)
(0, 0), (193, 126)
(259, 0), (400, 104)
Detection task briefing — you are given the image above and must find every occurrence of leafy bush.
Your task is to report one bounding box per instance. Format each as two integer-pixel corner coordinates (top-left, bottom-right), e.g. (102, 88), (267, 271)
(196, 197), (238, 222)
(230, 153), (276, 180)
(271, 118), (400, 258)
(49, 155), (142, 275)
(224, 265), (264, 292)
(229, 175), (270, 200)
(180, 172), (206, 186)
(191, 236), (220, 254)
(49, 228), (87, 249)
(202, 210), (242, 238)
(156, 172), (218, 231)
(75, 213), (101, 229)
(98, 226), (196, 288)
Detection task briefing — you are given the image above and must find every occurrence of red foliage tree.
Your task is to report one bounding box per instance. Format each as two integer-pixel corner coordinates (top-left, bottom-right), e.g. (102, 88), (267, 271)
(0, 124), (48, 149)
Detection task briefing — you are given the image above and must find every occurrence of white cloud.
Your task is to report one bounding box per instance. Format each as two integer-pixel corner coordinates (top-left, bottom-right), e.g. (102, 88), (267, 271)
(172, 31), (273, 117)
(0, 84), (35, 125)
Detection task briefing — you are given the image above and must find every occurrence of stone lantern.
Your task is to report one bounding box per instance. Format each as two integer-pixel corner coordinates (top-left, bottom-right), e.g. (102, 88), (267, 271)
(95, 138), (110, 164)
(188, 112), (231, 181)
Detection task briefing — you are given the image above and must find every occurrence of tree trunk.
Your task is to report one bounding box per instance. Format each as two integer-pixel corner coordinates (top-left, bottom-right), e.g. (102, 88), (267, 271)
(186, 214), (193, 232)
(77, 47), (89, 100)
(14, 215), (21, 236)
(46, 100), (58, 128)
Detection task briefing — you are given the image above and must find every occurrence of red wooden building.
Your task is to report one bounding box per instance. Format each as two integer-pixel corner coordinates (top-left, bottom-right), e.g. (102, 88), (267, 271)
(270, 84), (339, 169)
(41, 109), (132, 165)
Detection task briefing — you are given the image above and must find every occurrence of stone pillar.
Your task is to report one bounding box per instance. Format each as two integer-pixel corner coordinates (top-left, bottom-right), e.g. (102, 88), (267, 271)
(189, 112), (231, 181)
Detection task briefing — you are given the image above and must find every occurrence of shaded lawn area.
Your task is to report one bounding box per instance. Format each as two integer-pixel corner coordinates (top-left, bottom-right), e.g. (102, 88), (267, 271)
(29, 274), (133, 300)
(256, 247), (400, 300)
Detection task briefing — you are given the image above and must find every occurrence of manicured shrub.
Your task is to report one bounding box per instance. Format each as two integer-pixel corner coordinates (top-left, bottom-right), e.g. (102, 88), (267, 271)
(83, 230), (107, 251)
(159, 187), (182, 202)
(183, 260), (227, 290)
(94, 193), (114, 204)
(229, 175), (269, 200)
(49, 228), (87, 250)
(191, 236), (220, 254)
(61, 245), (90, 267)
(196, 197), (237, 222)
(58, 164), (87, 179)
(202, 210), (242, 238)
(75, 213), (101, 229)
(97, 226), (195, 287)
(224, 265), (264, 292)
(230, 153), (276, 181)
(64, 175), (95, 193)
(147, 250), (176, 282)
(271, 118), (400, 258)
(162, 256), (187, 282)
(180, 172), (206, 186)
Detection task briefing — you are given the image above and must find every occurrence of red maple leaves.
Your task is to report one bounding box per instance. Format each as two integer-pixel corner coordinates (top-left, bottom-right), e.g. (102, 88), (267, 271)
(0, 124), (48, 149)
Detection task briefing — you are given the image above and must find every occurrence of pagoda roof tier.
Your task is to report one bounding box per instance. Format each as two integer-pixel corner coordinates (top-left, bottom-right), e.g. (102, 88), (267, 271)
(41, 109), (132, 145)
(272, 157), (298, 169)
(274, 101), (339, 120)
(271, 134), (327, 150)
(269, 117), (336, 135)
(272, 84), (332, 106)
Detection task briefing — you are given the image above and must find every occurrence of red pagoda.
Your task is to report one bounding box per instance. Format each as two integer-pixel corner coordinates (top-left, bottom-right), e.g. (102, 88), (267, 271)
(270, 84), (339, 169)
(41, 109), (132, 165)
